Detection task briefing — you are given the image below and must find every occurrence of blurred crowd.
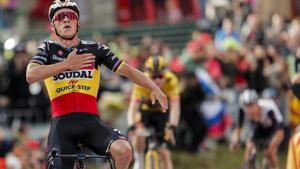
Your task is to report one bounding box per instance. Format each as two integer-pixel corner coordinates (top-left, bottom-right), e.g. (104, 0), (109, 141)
(0, 0), (300, 168)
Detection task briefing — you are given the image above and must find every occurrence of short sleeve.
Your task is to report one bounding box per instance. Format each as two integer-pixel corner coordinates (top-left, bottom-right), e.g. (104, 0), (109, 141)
(163, 72), (179, 99)
(95, 43), (124, 73)
(30, 42), (49, 65)
(165, 75), (179, 99)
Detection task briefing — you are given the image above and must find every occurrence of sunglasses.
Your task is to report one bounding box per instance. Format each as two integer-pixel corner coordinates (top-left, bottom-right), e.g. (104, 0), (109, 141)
(151, 74), (164, 79)
(53, 11), (78, 22)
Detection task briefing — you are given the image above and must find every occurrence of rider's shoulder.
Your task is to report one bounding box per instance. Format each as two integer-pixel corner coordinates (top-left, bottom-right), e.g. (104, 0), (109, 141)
(164, 71), (179, 83)
(38, 40), (60, 48)
(42, 40), (58, 45)
(257, 98), (282, 115)
(257, 98), (276, 107)
(165, 71), (177, 77)
(36, 40), (53, 51)
(80, 41), (111, 51)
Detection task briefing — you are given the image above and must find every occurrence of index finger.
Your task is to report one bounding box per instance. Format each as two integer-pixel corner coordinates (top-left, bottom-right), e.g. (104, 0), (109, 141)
(70, 48), (78, 55)
(150, 93), (156, 105)
(158, 95), (168, 113)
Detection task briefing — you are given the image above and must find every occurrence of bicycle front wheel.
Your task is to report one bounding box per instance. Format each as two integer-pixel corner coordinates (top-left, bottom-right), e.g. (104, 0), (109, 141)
(145, 150), (160, 169)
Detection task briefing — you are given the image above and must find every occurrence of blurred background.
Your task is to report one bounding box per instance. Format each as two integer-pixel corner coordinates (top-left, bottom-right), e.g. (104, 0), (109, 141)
(1, 0), (300, 168)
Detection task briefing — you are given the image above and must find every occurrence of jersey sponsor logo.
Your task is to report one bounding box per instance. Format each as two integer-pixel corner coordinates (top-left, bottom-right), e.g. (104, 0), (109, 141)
(55, 84), (91, 93)
(68, 80), (78, 84)
(53, 70), (93, 81)
(58, 50), (64, 56)
(52, 55), (65, 62)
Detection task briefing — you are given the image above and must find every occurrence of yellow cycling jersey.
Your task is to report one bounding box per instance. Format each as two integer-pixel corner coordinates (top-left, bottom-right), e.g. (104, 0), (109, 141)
(131, 71), (179, 112)
(289, 95), (300, 129)
(287, 131), (300, 169)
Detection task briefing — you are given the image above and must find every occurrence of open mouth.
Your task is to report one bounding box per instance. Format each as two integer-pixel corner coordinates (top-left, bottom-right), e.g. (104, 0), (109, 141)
(63, 25), (71, 29)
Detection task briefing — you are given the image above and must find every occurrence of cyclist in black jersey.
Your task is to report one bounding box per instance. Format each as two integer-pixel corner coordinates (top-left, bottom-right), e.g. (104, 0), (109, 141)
(26, 1), (168, 169)
(230, 89), (284, 169)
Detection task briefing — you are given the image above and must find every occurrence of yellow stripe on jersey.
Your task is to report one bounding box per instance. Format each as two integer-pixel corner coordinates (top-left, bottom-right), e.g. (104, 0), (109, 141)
(44, 66), (101, 100)
(115, 61), (125, 74)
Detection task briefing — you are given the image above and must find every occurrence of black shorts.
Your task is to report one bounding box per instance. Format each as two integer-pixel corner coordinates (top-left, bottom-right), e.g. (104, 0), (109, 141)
(251, 126), (275, 149)
(140, 111), (169, 146)
(46, 112), (127, 169)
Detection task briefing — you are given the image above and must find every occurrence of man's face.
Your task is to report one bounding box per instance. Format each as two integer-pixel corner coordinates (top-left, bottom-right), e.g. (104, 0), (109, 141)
(52, 8), (79, 38)
(244, 103), (261, 121)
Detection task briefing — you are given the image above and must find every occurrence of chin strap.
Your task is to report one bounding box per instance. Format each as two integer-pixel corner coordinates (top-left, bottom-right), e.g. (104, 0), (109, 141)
(54, 23), (79, 41)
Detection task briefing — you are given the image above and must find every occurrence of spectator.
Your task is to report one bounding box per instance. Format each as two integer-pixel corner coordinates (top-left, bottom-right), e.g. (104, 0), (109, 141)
(0, 128), (14, 168)
(6, 43), (31, 109)
(240, 13), (264, 46)
(5, 140), (26, 169)
(180, 40), (205, 71)
(0, 57), (9, 110)
(266, 13), (285, 44)
(214, 17), (241, 51)
(179, 72), (207, 153)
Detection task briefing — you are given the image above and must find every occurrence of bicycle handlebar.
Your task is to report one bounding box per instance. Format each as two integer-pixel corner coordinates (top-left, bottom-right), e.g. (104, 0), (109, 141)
(55, 154), (107, 159)
(48, 146), (116, 169)
(50, 148), (108, 160)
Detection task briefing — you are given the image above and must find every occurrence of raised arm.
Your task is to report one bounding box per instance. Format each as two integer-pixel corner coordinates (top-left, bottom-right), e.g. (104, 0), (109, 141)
(117, 63), (168, 112)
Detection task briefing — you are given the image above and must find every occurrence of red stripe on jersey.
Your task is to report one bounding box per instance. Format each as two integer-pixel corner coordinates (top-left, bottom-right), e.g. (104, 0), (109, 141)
(51, 93), (99, 118)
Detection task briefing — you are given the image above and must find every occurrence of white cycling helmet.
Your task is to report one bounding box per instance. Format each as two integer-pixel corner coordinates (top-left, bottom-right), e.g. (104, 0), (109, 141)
(239, 89), (258, 107)
(48, 0), (80, 22)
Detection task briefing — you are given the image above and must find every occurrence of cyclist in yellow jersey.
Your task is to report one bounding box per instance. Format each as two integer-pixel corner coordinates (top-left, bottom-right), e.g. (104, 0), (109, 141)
(287, 126), (300, 169)
(289, 95), (300, 129)
(127, 56), (180, 169)
(287, 74), (300, 169)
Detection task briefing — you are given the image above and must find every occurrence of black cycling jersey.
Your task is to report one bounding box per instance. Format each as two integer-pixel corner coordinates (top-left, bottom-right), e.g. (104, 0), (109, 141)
(238, 99), (284, 142)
